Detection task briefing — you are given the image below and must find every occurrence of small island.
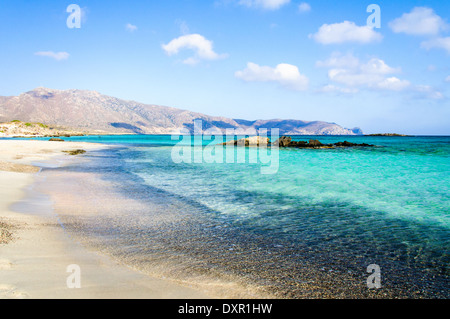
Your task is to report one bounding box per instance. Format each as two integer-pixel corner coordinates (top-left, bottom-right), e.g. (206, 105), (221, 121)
(366, 133), (411, 137)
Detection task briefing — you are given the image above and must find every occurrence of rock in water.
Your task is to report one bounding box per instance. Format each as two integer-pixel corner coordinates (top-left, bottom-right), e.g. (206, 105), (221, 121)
(273, 136), (292, 147)
(247, 136), (270, 146)
(223, 136), (270, 146)
(308, 139), (323, 147)
(221, 136), (374, 148)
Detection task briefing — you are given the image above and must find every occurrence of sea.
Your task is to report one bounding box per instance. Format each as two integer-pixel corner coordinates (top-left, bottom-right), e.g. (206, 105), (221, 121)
(11, 135), (450, 298)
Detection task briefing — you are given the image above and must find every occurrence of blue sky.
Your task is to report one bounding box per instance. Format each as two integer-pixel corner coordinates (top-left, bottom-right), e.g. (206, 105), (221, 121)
(0, 0), (449, 134)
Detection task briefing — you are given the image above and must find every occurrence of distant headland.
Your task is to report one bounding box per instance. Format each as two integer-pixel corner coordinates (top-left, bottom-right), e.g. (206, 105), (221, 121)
(0, 87), (363, 136)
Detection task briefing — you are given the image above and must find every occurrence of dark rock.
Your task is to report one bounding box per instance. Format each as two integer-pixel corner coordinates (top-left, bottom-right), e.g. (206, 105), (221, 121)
(367, 133), (409, 137)
(273, 136), (292, 147)
(308, 139), (323, 147)
(49, 138), (64, 142)
(334, 141), (374, 147)
(334, 141), (355, 147)
(293, 141), (307, 147)
(219, 135), (374, 149)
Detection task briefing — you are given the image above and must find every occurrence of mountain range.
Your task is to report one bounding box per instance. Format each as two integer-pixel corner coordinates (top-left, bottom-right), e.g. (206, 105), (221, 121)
(0, 87), (363, 135)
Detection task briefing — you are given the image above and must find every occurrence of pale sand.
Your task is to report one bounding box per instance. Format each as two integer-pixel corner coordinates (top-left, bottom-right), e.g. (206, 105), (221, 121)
(0, 140), (208, 299)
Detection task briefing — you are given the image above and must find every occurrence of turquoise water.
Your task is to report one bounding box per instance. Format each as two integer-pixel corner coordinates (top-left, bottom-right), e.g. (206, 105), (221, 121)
(38, 134), (450, 227)
(18, 135), (450, 297)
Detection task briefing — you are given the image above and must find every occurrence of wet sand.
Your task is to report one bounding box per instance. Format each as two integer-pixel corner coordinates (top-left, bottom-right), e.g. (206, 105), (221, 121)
(0, 140), (209, 299)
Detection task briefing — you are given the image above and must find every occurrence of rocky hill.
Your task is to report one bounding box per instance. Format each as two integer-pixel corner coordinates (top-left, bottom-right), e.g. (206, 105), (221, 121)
(0, 87), (363, 135)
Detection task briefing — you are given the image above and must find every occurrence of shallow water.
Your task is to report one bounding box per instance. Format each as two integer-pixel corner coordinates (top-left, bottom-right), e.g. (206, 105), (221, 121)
(29, 135), (449, 298)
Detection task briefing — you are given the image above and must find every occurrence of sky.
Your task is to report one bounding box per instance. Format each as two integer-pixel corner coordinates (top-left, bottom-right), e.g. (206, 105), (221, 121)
(0, 0), (449, 134)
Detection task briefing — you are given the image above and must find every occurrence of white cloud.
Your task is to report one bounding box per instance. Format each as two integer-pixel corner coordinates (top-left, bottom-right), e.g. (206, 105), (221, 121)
(235, 62), (309, 91)
(327, 69), (409, 90)
(238, 0), (290, 10)
(389, 7), (448, 36)
(359, 58), (400, 75)
(415, 85), (444, 99)
(421, 37), (450, 54)
(445, 76), (450, 82)
(298, 2), (311, 13)
(125, 23), (138, 32)
(317, 53), (443, 98)
(34, 51), (70, 61)
(310, 21), (383, 44)
(375, 77), (411, 91)
(317, 53), (409, 91)
(162, 34), (227, 64)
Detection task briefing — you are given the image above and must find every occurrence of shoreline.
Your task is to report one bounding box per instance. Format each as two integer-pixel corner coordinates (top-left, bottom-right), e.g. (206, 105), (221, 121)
(1, 139), (448, 299)
(0, 140), (209, 299)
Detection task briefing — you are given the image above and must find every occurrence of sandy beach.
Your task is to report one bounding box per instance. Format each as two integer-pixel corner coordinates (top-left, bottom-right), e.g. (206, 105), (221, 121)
(0, 139), (208, 299)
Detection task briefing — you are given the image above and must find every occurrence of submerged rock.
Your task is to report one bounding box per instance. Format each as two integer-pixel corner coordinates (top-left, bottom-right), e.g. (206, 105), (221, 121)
(62, 149), (86, 155)
(334, 141), (373, 147)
